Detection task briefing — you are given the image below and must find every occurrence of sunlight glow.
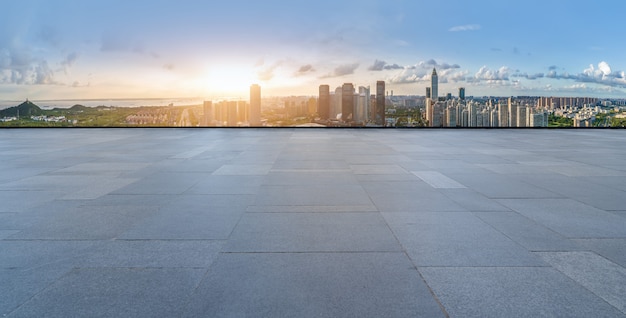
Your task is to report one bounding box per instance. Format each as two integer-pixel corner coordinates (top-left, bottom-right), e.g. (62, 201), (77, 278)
(203, 65), (255, 98)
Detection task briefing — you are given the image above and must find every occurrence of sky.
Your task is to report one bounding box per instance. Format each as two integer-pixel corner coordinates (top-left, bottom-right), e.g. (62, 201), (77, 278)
(1, 0), (626, 101)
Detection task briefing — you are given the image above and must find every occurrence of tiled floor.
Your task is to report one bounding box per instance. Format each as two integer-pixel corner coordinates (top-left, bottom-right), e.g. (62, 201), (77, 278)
(1, 128), (625, 317)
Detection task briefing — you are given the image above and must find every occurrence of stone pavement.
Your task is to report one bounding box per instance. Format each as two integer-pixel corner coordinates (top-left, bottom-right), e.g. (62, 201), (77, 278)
(1, 128), (625, 317)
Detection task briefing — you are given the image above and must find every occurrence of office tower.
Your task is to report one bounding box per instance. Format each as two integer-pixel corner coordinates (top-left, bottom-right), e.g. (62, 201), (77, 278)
(426, 98), (433, 127)
(517, 106), (527, 127)
(318, 85), (330, 119)
(203, 101), (213, 126)
(250, 84), (261, 126)
(431, 68), (438, 102)
(446, 93), (452, 101)
(333, 86), (342, 119)
(341, 83), (355, 122)
(508, 97), (518, 127)
(237, 101), (248, 124)
(308, 97), (317, 116)
(426, 87), (431, 99)
(376, 81), (385, 125)
(459, 87), (465, 100)
(499, 102), (509, 127)
(356, 86), (370, 123)
(446, 104), (457, 127)
(227, 101), (238, 126)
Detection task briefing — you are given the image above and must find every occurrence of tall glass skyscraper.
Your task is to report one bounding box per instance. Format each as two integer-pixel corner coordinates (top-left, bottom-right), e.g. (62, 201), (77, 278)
(318, 85), (330, 120)
(376, 81), (385, 126)
(249, 84), (261, 126)
(431, 68), (438, 101)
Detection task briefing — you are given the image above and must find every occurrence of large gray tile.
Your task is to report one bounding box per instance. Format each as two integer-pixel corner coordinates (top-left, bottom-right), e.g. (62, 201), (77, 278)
(440, 188), (511, 212)
(475, 212), (582, 251)
(383, 212), (545, 266)
(420, 267), (626, 318)
(1, 266), (71, 316)
(9, 205), (157, 240)
(120, 194), (252, 240)
(8, 268), (205, 318)
(184, 253), (445, 318)
(498, 198), (626, 238)
(370, 191), (467, 212)
(225, 212), (401, 252)
(255, 184), (374, 207)
(537, 251), (626, 314)
(112, 172), (208, 195)
(573, 239), (626, 267)
(76, 240), (224, 268)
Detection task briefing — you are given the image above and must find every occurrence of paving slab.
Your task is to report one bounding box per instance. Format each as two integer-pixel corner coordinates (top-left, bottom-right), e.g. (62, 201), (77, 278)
(537, 251), (626, 314)
(383, 212), (546, 267)
(225, 212), (401, 252)
(420, 266), (626, 318)
(184, 252), (445, 318)
(7, 268), (205, 318)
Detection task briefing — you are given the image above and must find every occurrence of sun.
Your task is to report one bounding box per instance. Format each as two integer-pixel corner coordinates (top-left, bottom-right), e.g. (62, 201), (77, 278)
(203, 64), (256, 98)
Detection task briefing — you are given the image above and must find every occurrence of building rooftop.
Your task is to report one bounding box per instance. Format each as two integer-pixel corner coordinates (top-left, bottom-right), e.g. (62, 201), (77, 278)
(1, 128), (625, 317)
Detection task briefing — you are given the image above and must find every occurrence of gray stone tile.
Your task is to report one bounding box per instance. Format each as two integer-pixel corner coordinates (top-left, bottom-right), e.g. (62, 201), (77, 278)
(255, 184), (374, 207)
(0, 191), (64, 212)
(383, 212), (545, 266)
(350, 164), (409, 175)
(0, 240), (97, 269)
(0, 266), (71, 316)
(272, 160), (349, 170)
(76, 240), (224, 268)
(0, 230), (19, 239)
(370, 191), (467, 212)
(9, 205), (157, 240)
(8, 268), (205, 318)
(262, 171), (359, 186)
(420, 267), (625, 318)
(516, 174), (626, 211)
(184, 253), (445, 318)
(111, 172), (208, 195)
(573, 239), (626, 267)
(225, 212), (401, 252)
(537, 251), (626, 314)
(474, 212), (582, 251)
(447, 173), (562, 199)
(186, 175), (264, 194)
(60, 177), (139, 200)
(440, 188), (511, 212)
(498, 198), (626, 238)
(212, 164), (272, 175)
(412, 171), (466, 188)
(246, 205), (378, 213)
(121, 195), (252, 240)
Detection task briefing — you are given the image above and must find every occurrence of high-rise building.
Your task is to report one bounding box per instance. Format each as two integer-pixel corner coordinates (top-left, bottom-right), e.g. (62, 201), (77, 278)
(227, 101), (238, 126)
(508, 97), (517, 127)
(203, 101), (213, 126)
(341, 83), (355, 122)
(517, 106), (527, 127)
(499, 102), (509, 127)
(333, 87), (342, 119)
(249, 84), (261, 126)
(376, 81), (385, 126)
(426, 87), (431, 99)
(459, 87), (465, 100)
(431, 68), (438, 102)
(318, 85), (330, 120)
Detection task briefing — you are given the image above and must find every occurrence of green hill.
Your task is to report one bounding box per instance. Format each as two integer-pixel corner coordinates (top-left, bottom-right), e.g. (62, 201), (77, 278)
(0, 100), (44, 117)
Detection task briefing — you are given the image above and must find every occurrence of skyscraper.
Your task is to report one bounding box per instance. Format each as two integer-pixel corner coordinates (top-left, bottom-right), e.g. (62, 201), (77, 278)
(249, 84), (261, 126)
(376, 81), (385, 126)
(318, 85), (330, 120)
(459, 87), (465, 100)
(431, 68), (438, 102)
(203, 101), (213, 126)
(341, 83), (355, 122)
(426, 87), (431, 99)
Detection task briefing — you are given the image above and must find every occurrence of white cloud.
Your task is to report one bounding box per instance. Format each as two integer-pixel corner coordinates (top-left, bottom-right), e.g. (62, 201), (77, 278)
(449, 24), (481, 32)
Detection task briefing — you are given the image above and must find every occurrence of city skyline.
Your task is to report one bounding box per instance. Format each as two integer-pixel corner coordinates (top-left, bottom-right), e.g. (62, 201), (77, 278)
(1, 0), (626, 101)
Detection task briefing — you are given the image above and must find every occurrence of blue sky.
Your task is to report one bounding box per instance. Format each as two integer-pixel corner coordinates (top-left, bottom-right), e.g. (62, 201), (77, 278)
(1, 0), (625, 100)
